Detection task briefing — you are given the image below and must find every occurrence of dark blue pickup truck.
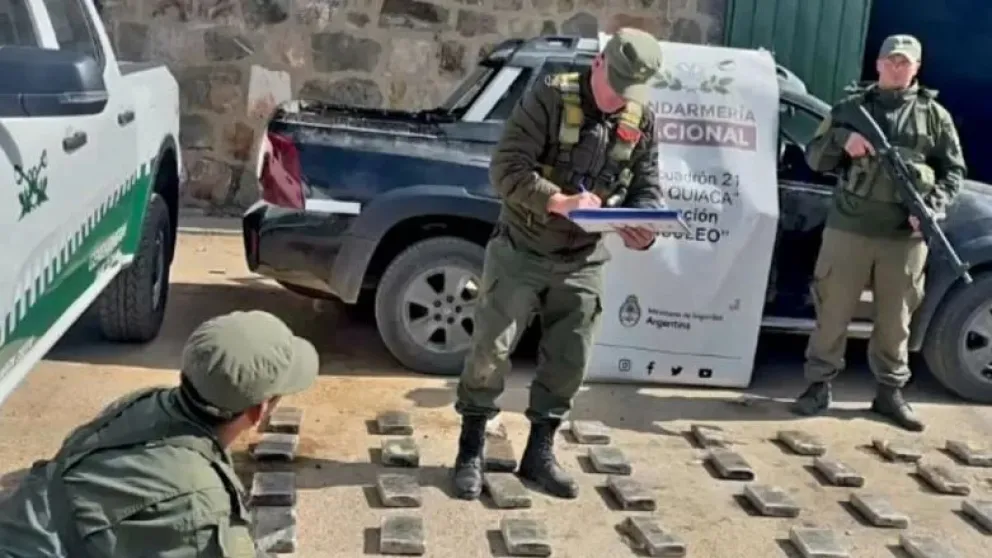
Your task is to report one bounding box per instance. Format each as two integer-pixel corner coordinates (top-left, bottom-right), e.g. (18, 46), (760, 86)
(241, 35), (992, 404)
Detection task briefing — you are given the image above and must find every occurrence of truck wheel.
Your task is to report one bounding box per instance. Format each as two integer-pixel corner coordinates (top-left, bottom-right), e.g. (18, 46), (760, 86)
(375, 236), (484, 375)
(96, 193), (171, 343)
(922, 271), (992, 403)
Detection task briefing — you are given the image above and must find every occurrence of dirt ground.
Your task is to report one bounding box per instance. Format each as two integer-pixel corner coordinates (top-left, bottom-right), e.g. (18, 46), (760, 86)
(1, 228), (990, 557)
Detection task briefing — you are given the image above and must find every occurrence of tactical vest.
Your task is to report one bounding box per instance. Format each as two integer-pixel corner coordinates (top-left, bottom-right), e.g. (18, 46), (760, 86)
(539, 72), (646, 207)
(842, 84), (940, 205)
(44, 389), (249, 558)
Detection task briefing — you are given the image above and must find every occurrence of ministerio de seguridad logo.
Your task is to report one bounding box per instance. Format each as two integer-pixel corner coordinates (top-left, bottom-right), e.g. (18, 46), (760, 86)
(618, 295), (642, 328)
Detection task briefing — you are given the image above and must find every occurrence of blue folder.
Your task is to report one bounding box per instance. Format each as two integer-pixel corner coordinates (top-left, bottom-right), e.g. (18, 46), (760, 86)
(568, 208), (691, 234)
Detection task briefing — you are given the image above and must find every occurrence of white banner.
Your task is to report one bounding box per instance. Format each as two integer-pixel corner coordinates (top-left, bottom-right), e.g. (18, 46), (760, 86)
(586, 38), (781, 388)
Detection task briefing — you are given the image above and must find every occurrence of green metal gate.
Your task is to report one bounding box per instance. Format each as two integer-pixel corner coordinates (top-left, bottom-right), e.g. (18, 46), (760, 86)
(723, 0), (873, 103)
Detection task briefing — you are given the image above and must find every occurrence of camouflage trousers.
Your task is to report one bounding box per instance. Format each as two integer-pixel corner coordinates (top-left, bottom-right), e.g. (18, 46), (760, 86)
(454, 228), (604, 423)
(804, 227), (928, 387)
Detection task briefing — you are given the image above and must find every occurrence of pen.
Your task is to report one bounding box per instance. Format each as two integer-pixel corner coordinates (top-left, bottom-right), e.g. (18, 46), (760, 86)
(578, 178), (587, 192)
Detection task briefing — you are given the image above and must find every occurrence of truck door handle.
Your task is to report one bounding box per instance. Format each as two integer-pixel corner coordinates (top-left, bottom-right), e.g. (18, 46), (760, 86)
(117, 110), (135, 126)
(62, 131), (87, 153)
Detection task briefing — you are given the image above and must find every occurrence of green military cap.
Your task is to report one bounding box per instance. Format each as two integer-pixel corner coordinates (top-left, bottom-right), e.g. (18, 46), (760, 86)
(603, 27), (663, 104)
(180, 310), (318, 416)
(879, 34), (922, 64)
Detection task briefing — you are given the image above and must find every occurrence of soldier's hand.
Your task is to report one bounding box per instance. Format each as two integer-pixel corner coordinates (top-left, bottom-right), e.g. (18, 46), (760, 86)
(548, 192), (602, 216)
(616, 226), (656, 250)
(844, 132), (875, 158)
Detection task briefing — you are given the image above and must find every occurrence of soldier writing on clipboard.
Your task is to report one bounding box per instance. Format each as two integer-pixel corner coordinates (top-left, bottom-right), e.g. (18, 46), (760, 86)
(450, 28), (667, 501)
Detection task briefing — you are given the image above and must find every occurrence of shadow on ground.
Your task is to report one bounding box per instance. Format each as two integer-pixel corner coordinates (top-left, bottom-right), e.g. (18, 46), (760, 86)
(48, 281), (967, 438)
(402, 334), (966, 435)
(48, 281), (397, 376)
(230, 449), (460, 499)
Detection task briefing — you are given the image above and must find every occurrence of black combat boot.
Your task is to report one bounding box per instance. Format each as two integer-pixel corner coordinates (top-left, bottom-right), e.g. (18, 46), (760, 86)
(871, 385), (924, 432)
(517, 420), (579, 499)
(452, 415), (487, 499)
(790, 381), (831, 416)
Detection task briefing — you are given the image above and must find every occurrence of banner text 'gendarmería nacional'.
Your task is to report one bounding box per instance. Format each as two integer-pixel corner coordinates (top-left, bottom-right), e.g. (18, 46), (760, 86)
(650, 101), (758, 151)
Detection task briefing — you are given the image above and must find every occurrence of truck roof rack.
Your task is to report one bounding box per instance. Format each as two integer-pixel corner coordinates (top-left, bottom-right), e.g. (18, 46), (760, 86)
(524, 35), (598, 53)
(483, 34), (600, 65)
(483, 34), (810, 97)
(482, 39), (525, 63)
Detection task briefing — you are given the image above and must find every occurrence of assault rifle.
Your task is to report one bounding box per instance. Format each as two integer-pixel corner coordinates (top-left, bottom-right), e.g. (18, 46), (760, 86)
(832, 104), (973, 285)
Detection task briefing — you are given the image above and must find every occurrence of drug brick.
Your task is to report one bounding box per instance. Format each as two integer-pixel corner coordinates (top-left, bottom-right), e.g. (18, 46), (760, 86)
(899, 533), (962, 558)
(484, 473), (532, 509)
(249, 472), (296, 507)
(266, 406), (303, 434)
(252, 506), (296, 553)
(743, 484), (801, 517)
(607, 475), (656, 511)
(789, 527), (849, 558)
(500, 517), (551, 557)
(946, 440), (992, 467)
(380, 514), (425, 555)
(812, 457), (865, 487)
(381, 437), (420, 468)
(961, 500), (992, 532)
(376, 473), (421, 507)
(569, 420), (611, 444)
(849, 493), (909, 528)
(708, 449), (755, 480)
(251, 433), (298, 461)
(618, 516), (687, 557)
(376, 410), (413, 435)
(777, 430), (827, 456)
(484, 436), (517, 472)
(872, 437), (923, 463)
(588, 446), (632, 475)
(690, 424), (728, 448)
(917, 463), (970, 495)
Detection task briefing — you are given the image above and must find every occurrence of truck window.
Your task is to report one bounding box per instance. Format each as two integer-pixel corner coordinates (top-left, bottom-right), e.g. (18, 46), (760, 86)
(779, 102), (823, 148)
(440, 66), (497, 113)
(43, 0), (102, 66)
(484, 60), (589, 122)
(778, 102), (835, 187)
(486, 68), (533, 121)
(0, 0), (38, 45)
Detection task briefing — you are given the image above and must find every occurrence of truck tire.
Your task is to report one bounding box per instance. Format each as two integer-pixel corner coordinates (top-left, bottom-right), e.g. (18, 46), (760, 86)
(375, 236), (485, 375)
(922, 271), (992, 403)
(95, 193), (171, 343)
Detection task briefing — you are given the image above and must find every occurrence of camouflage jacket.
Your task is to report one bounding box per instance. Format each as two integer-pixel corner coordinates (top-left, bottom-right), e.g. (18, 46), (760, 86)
(489, 68), (665, 260)
(0, 387), (256, 558)
(807, 81), (966, 237)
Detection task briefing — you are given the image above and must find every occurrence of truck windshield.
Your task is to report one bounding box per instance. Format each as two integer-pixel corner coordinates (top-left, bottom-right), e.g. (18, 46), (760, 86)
(0, 0), (38, 45)
(439, 65), (498, 113)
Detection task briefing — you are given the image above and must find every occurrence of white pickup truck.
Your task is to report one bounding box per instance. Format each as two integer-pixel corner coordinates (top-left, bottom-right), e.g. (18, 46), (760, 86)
(0, 0), (182, 407)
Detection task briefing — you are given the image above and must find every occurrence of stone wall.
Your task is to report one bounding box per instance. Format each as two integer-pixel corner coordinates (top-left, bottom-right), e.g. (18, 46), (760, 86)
(100, 0), (727, 214)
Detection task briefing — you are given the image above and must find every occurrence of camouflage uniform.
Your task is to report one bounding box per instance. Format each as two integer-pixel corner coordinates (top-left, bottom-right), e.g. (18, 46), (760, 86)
(452, 28), (665, 500)
(0, 311), (319, 557)
(793, 35), (966, 431)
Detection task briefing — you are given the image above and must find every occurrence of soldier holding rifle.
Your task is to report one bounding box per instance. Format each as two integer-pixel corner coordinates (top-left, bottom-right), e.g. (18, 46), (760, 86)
(792, 35), (967, 432)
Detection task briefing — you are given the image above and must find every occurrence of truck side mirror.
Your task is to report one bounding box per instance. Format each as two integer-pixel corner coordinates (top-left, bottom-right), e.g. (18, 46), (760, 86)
(0, 46), (108, 118)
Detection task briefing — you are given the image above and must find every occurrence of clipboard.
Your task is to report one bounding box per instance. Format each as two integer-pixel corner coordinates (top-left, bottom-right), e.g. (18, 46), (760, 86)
(568, 208), (691, 234)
